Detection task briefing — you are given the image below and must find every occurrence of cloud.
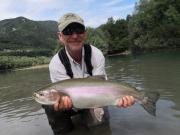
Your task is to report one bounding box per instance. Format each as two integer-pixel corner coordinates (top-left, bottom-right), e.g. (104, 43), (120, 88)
(0, 0), (138, 27)
(103, 0), (124, 7)
(0, 0), (66, 20)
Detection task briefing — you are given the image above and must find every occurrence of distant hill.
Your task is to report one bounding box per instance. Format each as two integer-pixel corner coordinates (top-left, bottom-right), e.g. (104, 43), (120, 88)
(0, 17), (58, 55)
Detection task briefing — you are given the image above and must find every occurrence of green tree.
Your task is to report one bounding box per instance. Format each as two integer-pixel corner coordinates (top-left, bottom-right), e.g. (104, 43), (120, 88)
(86, 27), (108, 54)
(100, 17), (130, 54)
(129, 0), (180, 52)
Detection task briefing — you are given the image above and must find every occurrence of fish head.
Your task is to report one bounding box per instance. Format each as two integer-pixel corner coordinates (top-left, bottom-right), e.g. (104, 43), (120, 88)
(33, 89), (59, 105)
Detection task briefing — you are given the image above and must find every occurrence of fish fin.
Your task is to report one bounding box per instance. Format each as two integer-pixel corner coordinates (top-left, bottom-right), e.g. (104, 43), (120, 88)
(87, 75), (106, 80)
(140, 92), (160, 116)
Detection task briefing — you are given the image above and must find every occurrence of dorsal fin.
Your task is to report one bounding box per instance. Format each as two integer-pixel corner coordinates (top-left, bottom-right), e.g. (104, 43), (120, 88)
(87, 75), (107, 80)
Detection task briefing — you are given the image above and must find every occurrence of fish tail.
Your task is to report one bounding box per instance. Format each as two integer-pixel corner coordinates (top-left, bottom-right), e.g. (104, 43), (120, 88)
(140, 91), (160, 116)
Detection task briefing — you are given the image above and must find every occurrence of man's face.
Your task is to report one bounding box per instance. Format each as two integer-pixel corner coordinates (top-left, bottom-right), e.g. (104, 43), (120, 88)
(58, 23), (87, 52)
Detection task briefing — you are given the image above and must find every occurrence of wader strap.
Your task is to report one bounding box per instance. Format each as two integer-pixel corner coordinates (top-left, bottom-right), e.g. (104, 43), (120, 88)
(84, 44), (93, 76)
(58, 44), (93, 78)
(58, 48), (73, 78)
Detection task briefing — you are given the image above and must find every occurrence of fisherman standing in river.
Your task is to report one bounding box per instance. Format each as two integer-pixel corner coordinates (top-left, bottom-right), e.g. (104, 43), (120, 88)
(42, 12), (135, 135)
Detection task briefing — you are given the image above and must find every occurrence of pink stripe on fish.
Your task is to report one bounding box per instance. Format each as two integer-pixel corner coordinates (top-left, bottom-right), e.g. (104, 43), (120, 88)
(65, 86), (119, 96)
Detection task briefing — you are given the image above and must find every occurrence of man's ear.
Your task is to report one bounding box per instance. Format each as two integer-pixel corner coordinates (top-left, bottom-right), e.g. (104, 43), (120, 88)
(57, 32), (65, 45)
(57, 32), (61, 40)
(57, 32), (64, 42)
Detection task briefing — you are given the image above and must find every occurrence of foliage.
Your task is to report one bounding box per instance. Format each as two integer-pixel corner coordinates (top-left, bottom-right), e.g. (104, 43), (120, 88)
(0, 56), (50, 70)
(99, 18), (130, 54)
(128, 0), (180, 52)
(86, 27), (109, 54)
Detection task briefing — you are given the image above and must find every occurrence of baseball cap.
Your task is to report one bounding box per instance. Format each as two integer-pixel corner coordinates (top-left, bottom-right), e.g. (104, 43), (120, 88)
(58, 13), (84, 32)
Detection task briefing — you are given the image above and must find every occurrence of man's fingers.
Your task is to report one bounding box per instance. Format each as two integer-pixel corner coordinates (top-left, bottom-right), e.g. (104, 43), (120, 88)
(130, 96), (135, 105)
(53, 96), (72, 111)
(122, 97), (128, 107)
(66, 97), (73, 108)
(117, 96), (135, 108)
(125, 96), (131, 107)
(54, 96), (61, 111)
(58, 96), (64, 109)
(63, 96), (72, 109)
(123, 96), (135, 107)
(63, 96), (68, 108)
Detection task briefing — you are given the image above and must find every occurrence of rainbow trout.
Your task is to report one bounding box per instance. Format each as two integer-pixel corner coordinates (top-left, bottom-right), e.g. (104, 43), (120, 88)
(33, 76), (160, 116)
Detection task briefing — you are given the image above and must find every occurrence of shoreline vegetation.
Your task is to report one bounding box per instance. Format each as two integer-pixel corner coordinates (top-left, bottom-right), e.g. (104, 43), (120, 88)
(14, 50), (131, 70)
(0, 50), (132, 72)
(0, 56), (51, 71)
(1, 48), (180, 72)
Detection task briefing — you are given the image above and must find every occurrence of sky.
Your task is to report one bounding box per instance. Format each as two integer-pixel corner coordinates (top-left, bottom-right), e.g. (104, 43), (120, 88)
(0, 0), (139, 27)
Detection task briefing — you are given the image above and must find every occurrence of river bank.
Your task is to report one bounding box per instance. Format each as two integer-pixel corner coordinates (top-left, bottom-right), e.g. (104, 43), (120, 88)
(107, 50), (131, 57)
(0, 56), (50, 71)
(14, 64), (49, 71)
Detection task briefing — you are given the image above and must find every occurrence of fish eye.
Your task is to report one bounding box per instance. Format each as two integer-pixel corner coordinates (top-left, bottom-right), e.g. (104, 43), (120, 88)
(39, 93), (44, 96)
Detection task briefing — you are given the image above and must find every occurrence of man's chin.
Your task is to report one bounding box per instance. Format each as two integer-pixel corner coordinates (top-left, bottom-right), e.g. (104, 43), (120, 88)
(70, 43), (83, 47)
(67, 44), (82, 51)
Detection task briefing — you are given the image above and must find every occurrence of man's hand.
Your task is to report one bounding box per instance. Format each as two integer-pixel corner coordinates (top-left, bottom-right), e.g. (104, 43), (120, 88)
(116, 96), (135, 108)
(53, 95), (73, 111)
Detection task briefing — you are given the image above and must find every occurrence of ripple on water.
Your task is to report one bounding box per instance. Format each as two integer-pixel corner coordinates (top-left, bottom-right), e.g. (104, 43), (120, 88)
(0, 97), (44, 122)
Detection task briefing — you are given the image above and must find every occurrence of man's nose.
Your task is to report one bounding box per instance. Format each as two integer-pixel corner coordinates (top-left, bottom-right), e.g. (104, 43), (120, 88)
(71, 32), (78, 38)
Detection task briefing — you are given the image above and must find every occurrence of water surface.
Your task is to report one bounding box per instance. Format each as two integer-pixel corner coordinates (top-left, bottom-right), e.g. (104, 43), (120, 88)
(0, 50), (180, 135)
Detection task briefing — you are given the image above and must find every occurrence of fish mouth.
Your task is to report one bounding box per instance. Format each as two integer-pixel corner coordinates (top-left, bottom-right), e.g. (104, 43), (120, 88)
(32, 92), (38, 99)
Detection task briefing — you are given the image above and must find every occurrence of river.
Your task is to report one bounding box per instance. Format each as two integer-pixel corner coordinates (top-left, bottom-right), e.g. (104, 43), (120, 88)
(0, 50), (180, 135)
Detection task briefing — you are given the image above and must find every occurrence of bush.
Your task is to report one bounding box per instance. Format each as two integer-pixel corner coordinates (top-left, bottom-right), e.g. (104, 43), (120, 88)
(0, 56), (51, 70)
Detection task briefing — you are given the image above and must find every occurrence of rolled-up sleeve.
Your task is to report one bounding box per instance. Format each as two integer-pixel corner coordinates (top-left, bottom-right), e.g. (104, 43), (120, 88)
(91, 45), (107, 77)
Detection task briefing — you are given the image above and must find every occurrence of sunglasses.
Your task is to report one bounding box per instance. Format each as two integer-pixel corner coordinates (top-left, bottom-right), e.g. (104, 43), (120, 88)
(62, 24), (85, 35)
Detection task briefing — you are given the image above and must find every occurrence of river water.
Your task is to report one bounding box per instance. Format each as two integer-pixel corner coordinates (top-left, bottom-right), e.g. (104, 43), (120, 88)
(0, 50), (180, 135)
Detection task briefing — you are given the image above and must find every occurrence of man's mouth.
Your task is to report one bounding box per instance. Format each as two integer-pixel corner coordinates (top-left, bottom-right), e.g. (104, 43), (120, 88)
(69, 40), (81, 43)
(69, 41), (82, 44)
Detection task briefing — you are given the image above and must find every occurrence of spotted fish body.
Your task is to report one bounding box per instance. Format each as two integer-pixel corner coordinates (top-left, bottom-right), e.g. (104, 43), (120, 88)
(33, 77), (160, 116)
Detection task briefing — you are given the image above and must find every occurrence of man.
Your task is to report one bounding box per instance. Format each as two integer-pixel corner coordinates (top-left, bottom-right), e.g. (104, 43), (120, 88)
(43, 13), (135, 135)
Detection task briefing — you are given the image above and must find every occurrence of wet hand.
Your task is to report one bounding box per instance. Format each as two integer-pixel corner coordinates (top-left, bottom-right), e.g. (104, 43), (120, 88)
(53, 95), (73, 111)
(116, 96), (135, 108)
